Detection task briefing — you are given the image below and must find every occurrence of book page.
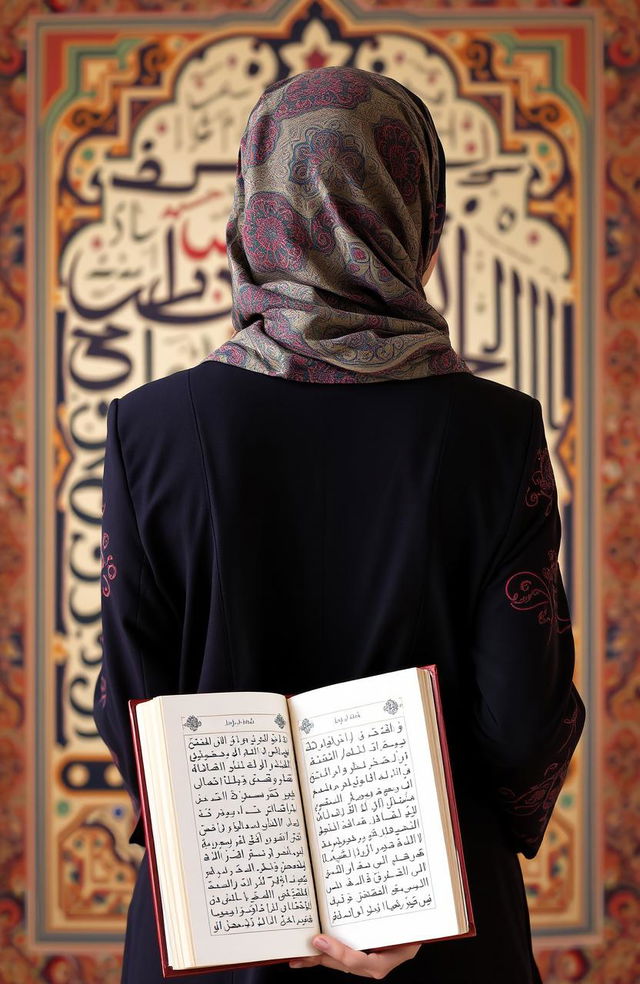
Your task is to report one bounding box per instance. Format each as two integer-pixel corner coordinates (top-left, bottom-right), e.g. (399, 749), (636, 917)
(288, 668), (463, 951)
(156, 691), (321, 968)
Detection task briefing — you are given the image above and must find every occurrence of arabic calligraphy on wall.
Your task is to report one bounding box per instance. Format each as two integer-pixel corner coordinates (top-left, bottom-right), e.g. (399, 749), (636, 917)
(30, 1), (597, 945)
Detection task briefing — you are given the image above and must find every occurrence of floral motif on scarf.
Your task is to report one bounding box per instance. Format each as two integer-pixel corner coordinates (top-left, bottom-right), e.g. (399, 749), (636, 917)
(205, 66), (469, 383)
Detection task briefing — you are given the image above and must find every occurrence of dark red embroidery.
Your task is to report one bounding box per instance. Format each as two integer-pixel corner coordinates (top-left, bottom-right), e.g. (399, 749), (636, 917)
(497, 691), (582, 847)
(505, 549), (571, 638)
(98, 672), (107, 708)
(524, 448), (555, 516)
(100, 529), (118, 597)
(501, 761), (567, 817)
(499, 761), (570, 848)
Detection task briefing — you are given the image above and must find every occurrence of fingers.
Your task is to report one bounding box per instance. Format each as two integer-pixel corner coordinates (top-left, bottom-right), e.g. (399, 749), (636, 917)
(289, 937), (422, 978)
(360, 944), (422, 979)
(312, 934), (356, 969)
(289, 935), (360, 974)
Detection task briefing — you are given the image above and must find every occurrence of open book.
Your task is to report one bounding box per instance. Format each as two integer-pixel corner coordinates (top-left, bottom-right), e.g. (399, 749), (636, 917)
(129, 665), (475, 977)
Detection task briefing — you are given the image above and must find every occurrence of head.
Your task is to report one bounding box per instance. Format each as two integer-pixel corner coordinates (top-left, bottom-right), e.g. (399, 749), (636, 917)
(210, 66), (466, 382)
(227, 67), (446, 320)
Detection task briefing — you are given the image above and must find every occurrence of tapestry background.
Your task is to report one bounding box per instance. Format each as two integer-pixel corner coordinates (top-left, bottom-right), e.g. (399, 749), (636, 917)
(28, 0), (597, 947)
(0, 1), (637, 983)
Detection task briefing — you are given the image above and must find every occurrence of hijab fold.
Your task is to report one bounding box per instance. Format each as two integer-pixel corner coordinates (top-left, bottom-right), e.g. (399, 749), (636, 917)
(206, 66), (468, 383)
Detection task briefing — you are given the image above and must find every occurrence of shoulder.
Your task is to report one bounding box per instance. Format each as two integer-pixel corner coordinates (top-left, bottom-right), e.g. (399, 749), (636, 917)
(440, 375), (541, 498)
(110, 368), (197, 476)
(451, 372), (537, 415)
(448, 373), (539, 442)
(116, 367), (191, 425)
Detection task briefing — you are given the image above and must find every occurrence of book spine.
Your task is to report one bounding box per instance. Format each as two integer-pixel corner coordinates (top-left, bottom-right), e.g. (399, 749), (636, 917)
(418, 666), (476, 938)
(128, 698), (177, 977)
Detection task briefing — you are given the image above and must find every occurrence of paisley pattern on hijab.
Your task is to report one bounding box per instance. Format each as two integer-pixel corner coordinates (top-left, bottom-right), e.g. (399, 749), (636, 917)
(205, 66), (469, 383)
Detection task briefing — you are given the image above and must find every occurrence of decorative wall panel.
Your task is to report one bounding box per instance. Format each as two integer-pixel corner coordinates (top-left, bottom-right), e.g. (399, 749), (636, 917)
(24, 0), (600, 958)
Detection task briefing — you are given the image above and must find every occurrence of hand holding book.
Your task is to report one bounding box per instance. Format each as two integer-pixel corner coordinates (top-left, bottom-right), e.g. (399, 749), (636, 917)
(130, 665), (474, 976)
(289, 932), (422, 977)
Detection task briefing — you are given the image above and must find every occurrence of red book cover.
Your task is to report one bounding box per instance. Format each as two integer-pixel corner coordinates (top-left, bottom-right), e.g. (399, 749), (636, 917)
(417, 664), (476, 944)
(128, 666), (475, 978)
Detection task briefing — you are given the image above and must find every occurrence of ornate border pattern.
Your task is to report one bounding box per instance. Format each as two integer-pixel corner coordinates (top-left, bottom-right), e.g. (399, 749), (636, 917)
(0, 0), (635, 980)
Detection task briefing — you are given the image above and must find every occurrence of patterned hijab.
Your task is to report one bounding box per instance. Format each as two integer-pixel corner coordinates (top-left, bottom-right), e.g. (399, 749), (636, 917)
(205, 66), (469, 383)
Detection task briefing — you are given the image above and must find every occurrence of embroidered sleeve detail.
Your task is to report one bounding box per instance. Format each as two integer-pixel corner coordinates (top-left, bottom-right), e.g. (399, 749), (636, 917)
(98, 672), (107, 708)
(505, 549), (571, 638)
(524, 447), (555, 515)
(100, 528), (118, 598)
(496, 691), (583, 850)
(498, 761), (570, 848)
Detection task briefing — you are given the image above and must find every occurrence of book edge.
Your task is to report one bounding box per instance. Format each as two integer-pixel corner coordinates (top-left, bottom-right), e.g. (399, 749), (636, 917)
(128, 665), (477, 976)
(416, 665), (476, 939)
(129, 697), (323, 975)
(129, 697), (177, 977)
(288, 665), (476, 947)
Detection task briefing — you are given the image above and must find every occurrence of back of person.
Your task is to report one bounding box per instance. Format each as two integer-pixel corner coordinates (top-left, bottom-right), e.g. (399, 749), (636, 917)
(95, 66), (584, 984)
(101, 359), (582, 984)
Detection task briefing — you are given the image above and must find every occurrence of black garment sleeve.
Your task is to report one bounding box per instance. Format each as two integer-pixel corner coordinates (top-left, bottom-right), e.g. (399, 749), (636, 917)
(93, 397), (180, 847)
(469, 398), (586, 859)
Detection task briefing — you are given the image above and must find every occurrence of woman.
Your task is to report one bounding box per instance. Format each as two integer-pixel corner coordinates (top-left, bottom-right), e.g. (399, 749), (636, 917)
(94, 66), (584, 983)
